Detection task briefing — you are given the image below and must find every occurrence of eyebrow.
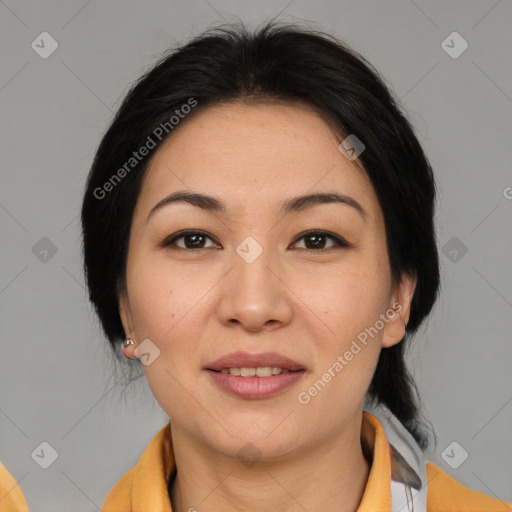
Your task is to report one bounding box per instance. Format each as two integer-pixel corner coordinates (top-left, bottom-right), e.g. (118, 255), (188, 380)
(146, 189), (367, 223)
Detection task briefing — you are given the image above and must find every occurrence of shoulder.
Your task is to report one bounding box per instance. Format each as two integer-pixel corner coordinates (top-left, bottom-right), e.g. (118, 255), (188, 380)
(101, 466), (136, 511)
(101, 423), (173, 511)
(426, 462), (512, 511)
(0, 462), (29, 512)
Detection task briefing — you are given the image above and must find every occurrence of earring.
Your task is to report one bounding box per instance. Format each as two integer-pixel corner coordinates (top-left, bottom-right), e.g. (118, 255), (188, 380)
(122, 339), (135, 360)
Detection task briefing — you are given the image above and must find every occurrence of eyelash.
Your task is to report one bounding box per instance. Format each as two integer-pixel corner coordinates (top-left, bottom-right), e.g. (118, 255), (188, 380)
(159, 229), (350, 253)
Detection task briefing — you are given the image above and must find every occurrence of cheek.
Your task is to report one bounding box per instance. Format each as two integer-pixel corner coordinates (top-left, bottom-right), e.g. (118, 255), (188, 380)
(127, 252), (197, 336)
(126, 257), (211, 421)
(301, 263), (390, 343)
(296, 271), (385, 414)
(293, 259), (390, 408)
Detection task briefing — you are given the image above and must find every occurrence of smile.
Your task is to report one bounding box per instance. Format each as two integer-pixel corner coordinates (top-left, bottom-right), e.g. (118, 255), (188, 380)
(213, 366), (294, 377)
(206, 368), (306, 399)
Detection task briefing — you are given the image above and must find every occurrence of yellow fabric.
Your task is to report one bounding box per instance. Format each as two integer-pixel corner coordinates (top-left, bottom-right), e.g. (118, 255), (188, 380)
(0, 463), (29, 512)
(102, 412), (512, 511)
(425, 463), (512, 511)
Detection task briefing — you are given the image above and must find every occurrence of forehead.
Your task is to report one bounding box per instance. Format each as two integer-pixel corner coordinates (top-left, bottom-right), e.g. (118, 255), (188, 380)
(136, 101), (381, 222)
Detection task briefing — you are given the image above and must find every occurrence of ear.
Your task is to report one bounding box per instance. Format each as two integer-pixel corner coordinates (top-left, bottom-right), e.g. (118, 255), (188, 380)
(118, 282), (137, 358)
(381, 272), (417, 349)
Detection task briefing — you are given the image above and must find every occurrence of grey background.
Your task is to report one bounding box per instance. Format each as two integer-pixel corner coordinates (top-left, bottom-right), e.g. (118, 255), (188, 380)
(1, 1), (511, 510)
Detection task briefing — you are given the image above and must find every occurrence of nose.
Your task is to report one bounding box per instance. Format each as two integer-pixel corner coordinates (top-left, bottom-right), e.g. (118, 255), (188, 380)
(216, 241), (294, 333)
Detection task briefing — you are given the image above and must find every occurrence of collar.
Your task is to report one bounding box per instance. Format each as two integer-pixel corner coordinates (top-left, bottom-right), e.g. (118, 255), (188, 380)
(103, 411), (393, 511)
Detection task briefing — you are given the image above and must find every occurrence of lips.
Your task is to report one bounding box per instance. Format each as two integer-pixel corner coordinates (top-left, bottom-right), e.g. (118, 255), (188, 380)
(206, 351), (305, 372)
(205, 351), (306, 399)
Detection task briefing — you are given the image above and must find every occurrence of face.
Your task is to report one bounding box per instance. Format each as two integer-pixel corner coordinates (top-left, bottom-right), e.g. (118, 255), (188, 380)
(119, 101), (416, 459)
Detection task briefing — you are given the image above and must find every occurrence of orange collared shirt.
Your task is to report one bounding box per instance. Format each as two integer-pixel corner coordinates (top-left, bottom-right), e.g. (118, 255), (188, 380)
(0, 463), (29, 512)
(2, 413), (509, 511)
(101, 412), (512, 512)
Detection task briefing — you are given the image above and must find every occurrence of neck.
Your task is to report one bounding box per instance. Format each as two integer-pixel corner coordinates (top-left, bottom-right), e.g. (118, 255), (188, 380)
(169, 413), (371, 512)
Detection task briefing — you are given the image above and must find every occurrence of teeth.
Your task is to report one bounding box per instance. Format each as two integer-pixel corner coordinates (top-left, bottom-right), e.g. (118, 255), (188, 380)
(220, 367), (288, 377)
(256, 366), (272, 377)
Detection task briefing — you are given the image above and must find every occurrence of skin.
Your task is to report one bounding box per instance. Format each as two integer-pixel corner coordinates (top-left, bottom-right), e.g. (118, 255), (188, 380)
(119, 100), (416, 512)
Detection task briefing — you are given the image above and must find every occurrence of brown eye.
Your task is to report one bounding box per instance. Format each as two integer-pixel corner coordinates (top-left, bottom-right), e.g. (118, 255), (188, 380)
(292, 230), (349, 251)
(160, 230), (219, 250)
(160, 229), (349, 252)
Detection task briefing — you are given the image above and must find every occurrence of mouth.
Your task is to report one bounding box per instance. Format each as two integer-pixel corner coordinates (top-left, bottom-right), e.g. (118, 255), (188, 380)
(205, 351), (306, 399)
(208, 366), (301, 377)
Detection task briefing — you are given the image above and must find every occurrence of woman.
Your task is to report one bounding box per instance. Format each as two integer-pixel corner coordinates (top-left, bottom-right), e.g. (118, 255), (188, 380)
(80, 21), (511, 511)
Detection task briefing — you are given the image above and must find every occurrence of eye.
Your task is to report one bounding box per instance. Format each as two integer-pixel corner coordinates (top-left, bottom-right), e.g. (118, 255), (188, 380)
(160, 230), (219, 251)
(159, 229), (349, 252)
(291, 230), (349, 251)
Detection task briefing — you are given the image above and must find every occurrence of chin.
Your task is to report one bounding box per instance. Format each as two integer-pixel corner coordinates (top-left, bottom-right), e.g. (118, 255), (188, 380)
(204, 411), (304, 454)
(215, 432), (301, 463)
